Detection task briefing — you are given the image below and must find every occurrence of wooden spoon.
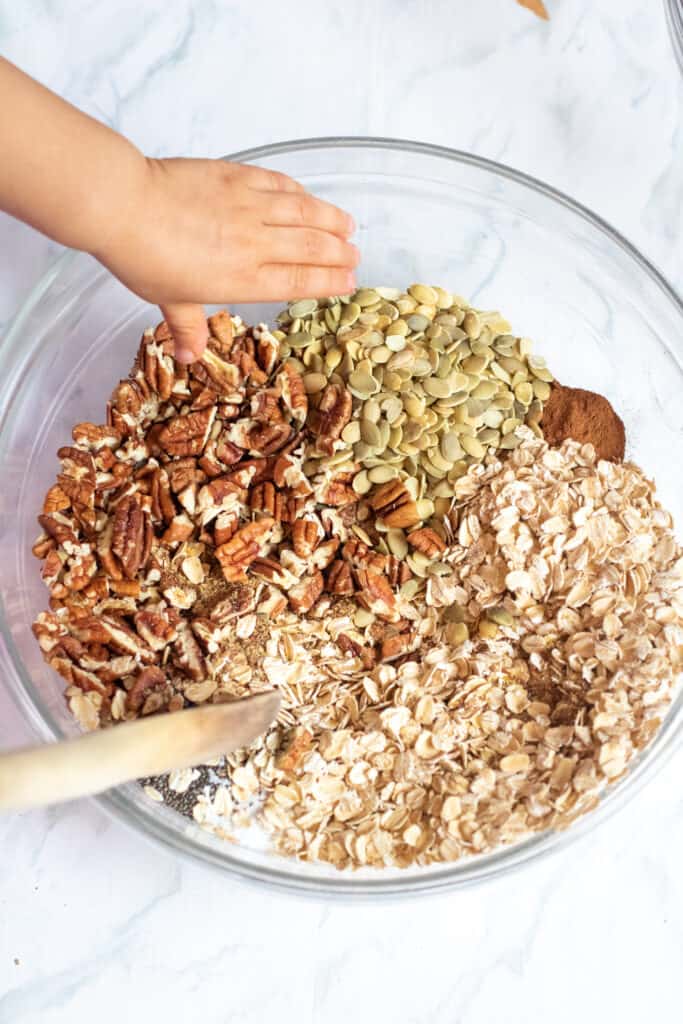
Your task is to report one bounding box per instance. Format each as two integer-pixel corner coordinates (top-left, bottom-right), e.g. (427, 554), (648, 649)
(0, 691), (280, 812)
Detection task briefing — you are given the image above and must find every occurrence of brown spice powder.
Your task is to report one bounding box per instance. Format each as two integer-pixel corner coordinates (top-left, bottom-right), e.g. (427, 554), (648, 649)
(540, 383), (625, 462)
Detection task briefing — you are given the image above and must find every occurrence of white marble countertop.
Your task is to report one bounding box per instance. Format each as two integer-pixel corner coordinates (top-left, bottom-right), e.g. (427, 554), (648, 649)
(1, 1), (682, 1021)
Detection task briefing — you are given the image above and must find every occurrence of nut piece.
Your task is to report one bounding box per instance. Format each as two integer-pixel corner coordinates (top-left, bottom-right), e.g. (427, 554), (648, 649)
(277, 364), (308, 424)
(369, 480), (420, 529)
(291, 516), (323, 558)
(287, 570), (324, 613)
(407, 528), (447, 557)
(277, 727), (313, 773)
(313, 383), (352, 454)
(355, 569), (400, 622)
(207, 310), (234, 355)
(158, 407), (216, 457)
(196, 348), (242, 394)
(111, 495), (150, 579)
(43, 484), (71, 514)
(326, 560), (355, 595)
(214, 518), (275, 581)
(249, 422), (293, 456)
(127, 666), (166, 712)
(380, 632), (417, 662)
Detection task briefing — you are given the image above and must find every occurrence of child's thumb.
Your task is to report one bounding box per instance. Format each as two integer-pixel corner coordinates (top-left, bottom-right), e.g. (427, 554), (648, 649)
(160, 303), (209, 364)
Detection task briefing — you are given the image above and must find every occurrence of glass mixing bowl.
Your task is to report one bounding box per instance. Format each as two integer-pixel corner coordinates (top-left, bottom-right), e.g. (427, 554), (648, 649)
(665, 0), (683, 74)
(1, 138), (682, 897)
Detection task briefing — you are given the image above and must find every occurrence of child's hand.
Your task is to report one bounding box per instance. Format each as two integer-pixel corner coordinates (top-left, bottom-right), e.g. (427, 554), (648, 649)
(0, 58), (359, 364)
(95, 158), (359, 363)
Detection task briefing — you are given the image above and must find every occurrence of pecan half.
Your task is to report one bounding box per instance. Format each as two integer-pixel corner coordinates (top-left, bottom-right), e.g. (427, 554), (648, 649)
(108, 378), (150, 436)
(256, 330), (279, 375)
(292, 516), (323, 558)
(72, 422), (122, 451)
(127, 666), (166, 712)
(249, 421), (293, 457)
(287, 570), (324, 613)
(139, 334), (174, 401)
(380, 631), (418, 662)
(214, 518), (275, 582)
(251, 556), (299, 590)
(43, 484), (71, 514)
(63, 551), (97, 592)
(213, 510), (239, 546)
(326, 560), (355, 595)
(407, 527), (447, 557)
(312, 383), (352, 454)
(310, 537), (340, 570)
(168, 458), (202, 494)
(369, 480), (420, 529)
(135, 608), (179, 650)
(250, 481), (286, 522)
(172, 622), (207, 681)
(251, 388), (284, 423)
(158, 407), (216, 457)
(38, 512), (78, 547)
(320, 481), (358, 507)
(207, 310), (234, 356)
(355, 569), (400, 622)
(277, 364), (308, 424)
(195, 347), (242, 395)
(111, 495), (149, 578)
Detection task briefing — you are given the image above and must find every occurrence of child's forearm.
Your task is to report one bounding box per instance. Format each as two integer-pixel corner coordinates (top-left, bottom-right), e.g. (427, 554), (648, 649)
(0, 56), (146, 255)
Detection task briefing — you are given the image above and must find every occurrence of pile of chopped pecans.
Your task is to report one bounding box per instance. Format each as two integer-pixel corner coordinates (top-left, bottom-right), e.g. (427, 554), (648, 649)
(31, 293), (683, 870)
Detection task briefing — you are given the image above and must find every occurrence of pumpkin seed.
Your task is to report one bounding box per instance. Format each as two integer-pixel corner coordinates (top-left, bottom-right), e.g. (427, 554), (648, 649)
(341, 421), (361, 444)
(499, 432), (523, 449)
(368, 465), (398, 484)
(487, 606), (514, 626)
(348, 370), (380, 397)
(445, 622), (469, 645)
(303, 372), (327, 394)
(422, 377), (451, 399)
(514, 381), (533, 406)
(408, 283), (438, 305)
(360, 420), (382, 447)
(461, 354), (487, 374)
(406, 313), (431, 332)
(461, 435), (486, 459)
(288, 298), (318, 318)
(532, 379), (551, 401)
(386, 529), (408, 558)
(352, 470), (372, 495)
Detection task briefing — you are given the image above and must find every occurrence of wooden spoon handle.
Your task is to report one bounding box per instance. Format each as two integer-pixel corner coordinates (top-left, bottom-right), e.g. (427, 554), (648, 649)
(0, 692), (280, 812)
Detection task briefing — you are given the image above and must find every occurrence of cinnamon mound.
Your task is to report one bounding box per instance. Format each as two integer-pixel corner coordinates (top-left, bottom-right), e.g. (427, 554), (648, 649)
(540, 384), (625, 462)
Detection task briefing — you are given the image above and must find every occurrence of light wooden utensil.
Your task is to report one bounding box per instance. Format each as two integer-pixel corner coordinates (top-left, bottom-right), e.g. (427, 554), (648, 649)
(0, 691), (281, 812)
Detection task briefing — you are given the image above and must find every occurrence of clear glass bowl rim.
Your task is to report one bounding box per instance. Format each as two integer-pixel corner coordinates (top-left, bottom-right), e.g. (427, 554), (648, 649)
(665, 0), (683, 75)
(2, 135), (682, 898)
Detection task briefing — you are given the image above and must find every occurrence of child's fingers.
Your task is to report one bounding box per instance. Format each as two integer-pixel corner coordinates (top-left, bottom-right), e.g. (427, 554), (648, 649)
(160, 302), (209, 363)
(256, 264), (356, 301)
(235, 164), (305, 194)
(264, 192), (355, 239)
(265, 228), (360, 268)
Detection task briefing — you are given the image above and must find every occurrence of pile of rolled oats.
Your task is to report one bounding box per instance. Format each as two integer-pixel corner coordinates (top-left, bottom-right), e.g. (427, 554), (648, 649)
(31, 286), (683, 870)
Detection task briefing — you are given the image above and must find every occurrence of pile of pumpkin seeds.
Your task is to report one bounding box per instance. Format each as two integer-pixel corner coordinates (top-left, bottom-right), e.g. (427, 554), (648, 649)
(274, 285), (553, 524)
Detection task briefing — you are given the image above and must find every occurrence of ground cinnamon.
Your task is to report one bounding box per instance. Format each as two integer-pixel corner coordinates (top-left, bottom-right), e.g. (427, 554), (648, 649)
(540, 383), (625, 462)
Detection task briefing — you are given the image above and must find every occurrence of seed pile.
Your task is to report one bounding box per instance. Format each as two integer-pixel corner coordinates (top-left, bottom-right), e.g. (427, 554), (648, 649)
(277, 284), (553, 510)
